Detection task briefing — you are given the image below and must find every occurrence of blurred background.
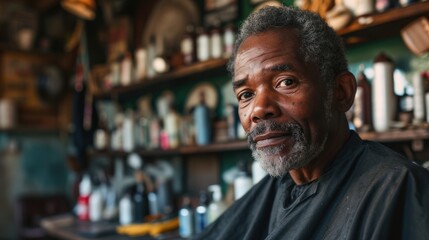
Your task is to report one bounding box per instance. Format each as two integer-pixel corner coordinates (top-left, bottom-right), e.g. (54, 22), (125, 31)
(0, 0), (429, 239)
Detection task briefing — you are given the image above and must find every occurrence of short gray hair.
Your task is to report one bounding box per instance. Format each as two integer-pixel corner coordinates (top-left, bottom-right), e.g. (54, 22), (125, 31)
(227, 6), (349, 89)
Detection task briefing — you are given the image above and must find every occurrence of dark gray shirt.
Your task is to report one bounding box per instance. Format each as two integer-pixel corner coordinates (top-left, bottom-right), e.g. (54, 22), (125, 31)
(195, 131), (429, 240)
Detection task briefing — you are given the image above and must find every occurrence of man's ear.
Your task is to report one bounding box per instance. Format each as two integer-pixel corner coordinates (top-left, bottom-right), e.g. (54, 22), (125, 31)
(334, 71), (357, 112)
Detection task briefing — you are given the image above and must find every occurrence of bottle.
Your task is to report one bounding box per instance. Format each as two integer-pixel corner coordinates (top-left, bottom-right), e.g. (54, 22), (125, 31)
(194, 191), (209, 234)
(210, 24), (223, 59)
(94, 114), (109, 150)
(413, 72), (425, 124)
(233, 161), (253, 200)
(372, 52), (396, 132)
(77, 174), (92, 221)
(146, 35), (156, 78)
(119, 192), (133, 225)
(223, 23), (236, 58)
(196, 27), (210, 62)
(120, 52), (133, 86)
(252, 160), (267, 185)
(164, 105), (181, 148)
(148, 191), (160, 216)
(122, 110), (135, 152)
(103, 183), (117, 221)
(149, 117), (161, 149)
(375, 0), (392, 12)
(152, 34), (170, 74)
(399, 0), (416, 7)
(178, 196), (194, 238)
(226, 104), (239, 140)
(89, 187), (103, 222)
(207, 185), (227, 224)
(354, 0), (374, 16)
(181, 25), (196, 65)
(353, 64), (372, 132)
(135, 48), (147, 80)
(398, 86), (414, 125)
(133, 172), (148, 223)
(194, 91), (211, 145)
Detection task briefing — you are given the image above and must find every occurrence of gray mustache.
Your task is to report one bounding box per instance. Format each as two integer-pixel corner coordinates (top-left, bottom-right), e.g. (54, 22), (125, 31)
(246, 120), (303, 146)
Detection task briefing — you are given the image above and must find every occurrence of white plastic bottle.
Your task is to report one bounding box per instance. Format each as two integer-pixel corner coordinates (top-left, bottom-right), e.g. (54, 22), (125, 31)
(89, 188), (103, 222)
(119, 193), (133, 225)
(234, 172), (253, 200)
(207, 185), (227, 224)
(413, 72), (425, 123)
(252, 160), (268, 185)
(372, 52), (396, 132)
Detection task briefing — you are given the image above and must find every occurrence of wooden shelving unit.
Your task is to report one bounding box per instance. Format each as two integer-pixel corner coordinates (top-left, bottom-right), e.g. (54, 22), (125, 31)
(90, 128), (429, 158)
(338, 1), (429, 44)
(88, 2), (429, 158)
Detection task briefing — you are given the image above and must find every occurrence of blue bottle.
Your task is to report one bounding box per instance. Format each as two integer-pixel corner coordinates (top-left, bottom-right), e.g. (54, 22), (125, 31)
(194, 191), (209, 234)
(194, 91), (211, 145)
(179, 196), (194, 238)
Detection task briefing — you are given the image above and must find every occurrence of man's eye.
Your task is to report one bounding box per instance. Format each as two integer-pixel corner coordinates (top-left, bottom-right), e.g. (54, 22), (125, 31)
(238, 92), (253, 100)
(279, 78), (295, 86)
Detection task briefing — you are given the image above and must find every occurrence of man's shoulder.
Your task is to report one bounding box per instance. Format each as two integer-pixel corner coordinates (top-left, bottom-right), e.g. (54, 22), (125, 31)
(357, 139), (429, 181)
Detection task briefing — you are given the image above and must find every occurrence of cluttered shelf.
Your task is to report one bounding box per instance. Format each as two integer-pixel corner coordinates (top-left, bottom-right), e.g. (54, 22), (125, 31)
(90, 128), (429, 158)
(93, 58), (229, 100)
(89, 140), (249, 158)
(338, 1), (429, 44)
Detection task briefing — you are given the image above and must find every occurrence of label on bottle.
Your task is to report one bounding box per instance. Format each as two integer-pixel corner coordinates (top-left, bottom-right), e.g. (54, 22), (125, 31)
(77, 195), (90, 221)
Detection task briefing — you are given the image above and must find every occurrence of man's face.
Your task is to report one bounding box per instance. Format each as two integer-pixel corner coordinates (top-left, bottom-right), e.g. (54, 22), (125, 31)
(233, 28), (332, 177)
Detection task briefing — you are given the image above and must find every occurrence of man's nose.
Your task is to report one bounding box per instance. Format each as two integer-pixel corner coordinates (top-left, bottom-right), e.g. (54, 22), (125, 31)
(251, 92), (280, 123)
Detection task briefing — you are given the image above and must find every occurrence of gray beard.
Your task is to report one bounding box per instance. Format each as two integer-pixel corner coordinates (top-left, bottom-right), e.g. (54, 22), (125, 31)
(247, 120), (327, 178)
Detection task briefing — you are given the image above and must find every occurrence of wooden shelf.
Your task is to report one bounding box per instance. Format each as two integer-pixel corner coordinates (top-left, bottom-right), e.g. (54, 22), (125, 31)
(338, 1), (429, 45)
(93, 58), (229, 100)
(88, 3), (429, 157)
(90, 140), (249, 158)
(359, 128), (429, 142)
(90, 128), (429, 158)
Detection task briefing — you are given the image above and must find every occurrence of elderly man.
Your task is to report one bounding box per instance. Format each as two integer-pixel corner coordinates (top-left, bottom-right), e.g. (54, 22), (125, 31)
(195, 6), (429, 240)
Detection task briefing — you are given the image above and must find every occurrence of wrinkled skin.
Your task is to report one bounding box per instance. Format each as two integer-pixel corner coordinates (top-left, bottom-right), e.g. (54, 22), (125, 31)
(232, 28), (356, 184)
